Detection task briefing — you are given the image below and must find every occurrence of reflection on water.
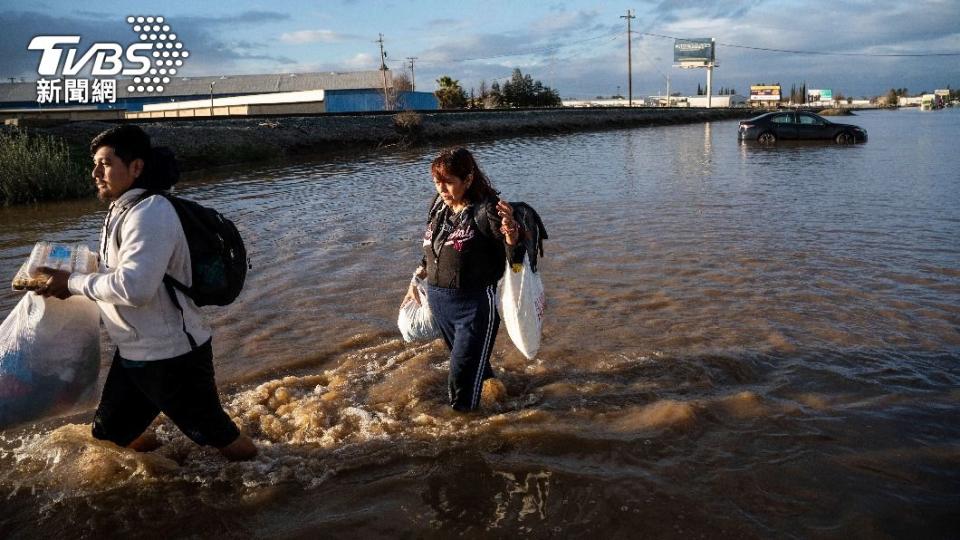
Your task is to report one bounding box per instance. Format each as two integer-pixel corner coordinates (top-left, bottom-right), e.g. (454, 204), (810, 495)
(1, 109), (959, 537)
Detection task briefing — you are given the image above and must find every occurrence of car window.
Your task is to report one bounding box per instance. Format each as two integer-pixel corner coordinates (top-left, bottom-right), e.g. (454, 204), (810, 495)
(771, 114), (794, 124)
(798, 114), (825, 126)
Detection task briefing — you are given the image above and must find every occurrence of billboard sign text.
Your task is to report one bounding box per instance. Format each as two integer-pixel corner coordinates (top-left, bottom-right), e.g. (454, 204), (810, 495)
(674, 38), (715, 64)
(750, 85), (781, 101)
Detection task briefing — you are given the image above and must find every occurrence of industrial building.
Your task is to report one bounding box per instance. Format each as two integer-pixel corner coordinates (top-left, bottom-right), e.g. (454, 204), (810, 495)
(0, 70), (437, 118)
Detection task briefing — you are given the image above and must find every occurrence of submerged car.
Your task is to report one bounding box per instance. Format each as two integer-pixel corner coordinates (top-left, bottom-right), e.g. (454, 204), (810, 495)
(738, 111), (867, 144)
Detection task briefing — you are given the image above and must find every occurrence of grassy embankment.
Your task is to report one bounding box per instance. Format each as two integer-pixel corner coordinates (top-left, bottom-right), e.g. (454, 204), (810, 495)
(0, 130), (90, 206)
(818, 108), (857, 116)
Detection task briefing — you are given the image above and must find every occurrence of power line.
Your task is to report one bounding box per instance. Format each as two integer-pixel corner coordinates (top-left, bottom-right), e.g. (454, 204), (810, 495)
(635, 31), (960, 57)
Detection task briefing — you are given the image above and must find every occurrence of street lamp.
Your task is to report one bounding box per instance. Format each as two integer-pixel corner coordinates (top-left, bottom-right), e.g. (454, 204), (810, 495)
(209, 81), (216, 116)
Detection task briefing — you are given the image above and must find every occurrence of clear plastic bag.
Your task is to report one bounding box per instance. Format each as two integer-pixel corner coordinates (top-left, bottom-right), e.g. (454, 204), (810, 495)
(11, 242), (97, 291)
(0, 294), (101, 429)
(398, 276), (441, 342)
(498, 254), (545, 359)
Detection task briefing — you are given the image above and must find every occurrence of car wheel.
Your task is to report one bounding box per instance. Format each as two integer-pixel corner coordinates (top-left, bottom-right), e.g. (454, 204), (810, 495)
(835, 132), (854, 144)
(757, 132), (776, 144)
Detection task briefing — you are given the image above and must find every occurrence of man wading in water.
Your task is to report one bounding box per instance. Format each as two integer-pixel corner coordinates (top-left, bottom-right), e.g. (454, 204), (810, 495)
(38, 125), (256, 461)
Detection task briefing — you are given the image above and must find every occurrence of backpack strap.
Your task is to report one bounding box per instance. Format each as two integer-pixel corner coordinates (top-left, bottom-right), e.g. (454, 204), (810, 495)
(163, 278), (198, 349)
(113, 190), (198, 350)
(113, 190), (162, 249)
(427, 193), (444, 222)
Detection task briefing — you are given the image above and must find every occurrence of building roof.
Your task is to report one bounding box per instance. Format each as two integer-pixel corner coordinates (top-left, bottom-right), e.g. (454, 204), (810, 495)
(0, 70), (391, 103)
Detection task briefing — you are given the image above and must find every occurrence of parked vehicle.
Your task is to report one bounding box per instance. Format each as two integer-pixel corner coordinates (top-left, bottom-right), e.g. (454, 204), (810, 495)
(738, 111), (867, 144)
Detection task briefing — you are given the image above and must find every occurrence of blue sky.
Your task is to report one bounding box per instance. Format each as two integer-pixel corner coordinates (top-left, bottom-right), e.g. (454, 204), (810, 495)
(1, 0), (958, 98)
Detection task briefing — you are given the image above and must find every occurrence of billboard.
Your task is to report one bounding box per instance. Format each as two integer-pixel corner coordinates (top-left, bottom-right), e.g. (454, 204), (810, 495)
(807, 89), (833, 102)
(750, 85), (781, 101)
(674, 38), (715, 64)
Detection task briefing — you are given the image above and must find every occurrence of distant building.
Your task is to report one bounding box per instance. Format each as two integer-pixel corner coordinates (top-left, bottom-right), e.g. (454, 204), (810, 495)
(562, 98), (644, 107)
(643, 95), (745, 107)
(0, 70), (437, 114)
(685, 94), (747, 107)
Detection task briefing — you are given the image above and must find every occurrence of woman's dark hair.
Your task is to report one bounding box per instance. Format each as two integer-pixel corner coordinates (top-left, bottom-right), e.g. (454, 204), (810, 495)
(89, 124), (179, 190)
(431, 147), (498, 202)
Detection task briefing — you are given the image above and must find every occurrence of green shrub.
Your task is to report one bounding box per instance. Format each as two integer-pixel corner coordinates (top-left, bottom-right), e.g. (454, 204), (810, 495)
(0, 130), (91, 205)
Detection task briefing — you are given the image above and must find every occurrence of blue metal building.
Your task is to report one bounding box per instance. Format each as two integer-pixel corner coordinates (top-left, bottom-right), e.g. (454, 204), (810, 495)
(0, 70), (437, 113)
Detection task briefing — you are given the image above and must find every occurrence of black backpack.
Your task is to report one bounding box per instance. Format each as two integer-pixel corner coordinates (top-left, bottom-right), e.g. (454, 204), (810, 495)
(119, 191), (248, 307)
(508, 202), (548, 272)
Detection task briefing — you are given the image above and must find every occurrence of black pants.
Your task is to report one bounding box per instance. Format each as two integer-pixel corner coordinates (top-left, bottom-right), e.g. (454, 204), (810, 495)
(428, 284), (499, 411)
(92, 340), (240, 448)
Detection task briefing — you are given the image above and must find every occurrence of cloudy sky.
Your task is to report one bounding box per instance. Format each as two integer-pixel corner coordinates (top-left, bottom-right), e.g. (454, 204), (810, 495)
(1, 0), (958, 98)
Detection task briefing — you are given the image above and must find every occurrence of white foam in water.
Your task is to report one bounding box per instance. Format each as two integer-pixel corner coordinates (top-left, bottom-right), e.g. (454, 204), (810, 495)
(0, 334), (705, 507)
(0, 424), (179, 500)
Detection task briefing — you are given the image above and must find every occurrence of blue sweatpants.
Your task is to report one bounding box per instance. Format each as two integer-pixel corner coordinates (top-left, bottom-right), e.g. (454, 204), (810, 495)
(427, 284), (499, 411)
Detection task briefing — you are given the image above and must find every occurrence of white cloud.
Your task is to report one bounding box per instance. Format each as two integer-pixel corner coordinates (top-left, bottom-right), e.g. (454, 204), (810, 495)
(531, 9), (600, 34)
(280, 29), (351, 44)
(344, 52), (376, 69)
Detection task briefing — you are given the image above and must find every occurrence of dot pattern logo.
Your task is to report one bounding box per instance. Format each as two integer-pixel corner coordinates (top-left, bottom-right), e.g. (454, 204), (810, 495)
(124, 15), (189, 94)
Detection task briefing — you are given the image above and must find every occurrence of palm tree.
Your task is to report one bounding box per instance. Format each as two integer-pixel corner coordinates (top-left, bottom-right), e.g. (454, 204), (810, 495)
(435, 76), (467, 109)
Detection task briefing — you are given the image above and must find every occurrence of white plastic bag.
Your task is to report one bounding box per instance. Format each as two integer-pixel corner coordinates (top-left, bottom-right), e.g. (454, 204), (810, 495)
(0, 294), (101, 429)
(498, 254), (545, 359)
(398, 276), (441, 342)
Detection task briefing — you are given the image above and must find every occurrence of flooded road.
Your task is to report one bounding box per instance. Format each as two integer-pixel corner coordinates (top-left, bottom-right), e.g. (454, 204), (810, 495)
(1, 108), (958, 538)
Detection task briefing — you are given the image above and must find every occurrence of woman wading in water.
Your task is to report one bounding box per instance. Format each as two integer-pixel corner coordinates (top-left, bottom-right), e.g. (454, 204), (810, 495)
(403, 148), (518, 411)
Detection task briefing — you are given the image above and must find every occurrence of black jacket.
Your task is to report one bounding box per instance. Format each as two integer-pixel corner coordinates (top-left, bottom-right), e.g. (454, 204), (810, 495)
(421, 195), (511, 289)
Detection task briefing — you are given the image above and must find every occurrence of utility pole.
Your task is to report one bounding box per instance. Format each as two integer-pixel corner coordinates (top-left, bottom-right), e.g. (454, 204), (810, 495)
(406, 57), (418, 91)
(620, 9), (635, 107)
(376, 33), (390, 110)
(706, 38), (715, 108)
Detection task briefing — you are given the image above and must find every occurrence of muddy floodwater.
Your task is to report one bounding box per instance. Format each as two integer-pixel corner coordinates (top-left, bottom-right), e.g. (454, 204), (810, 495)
(1, 109), (958, 538)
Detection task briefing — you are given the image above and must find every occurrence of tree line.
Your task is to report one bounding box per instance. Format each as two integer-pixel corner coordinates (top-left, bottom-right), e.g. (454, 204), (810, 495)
(434, 68), (562, 109)
(696, 84), (738, 95)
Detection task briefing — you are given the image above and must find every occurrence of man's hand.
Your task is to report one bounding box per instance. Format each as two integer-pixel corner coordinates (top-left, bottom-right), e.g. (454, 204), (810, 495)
(34, 267), (73, 300)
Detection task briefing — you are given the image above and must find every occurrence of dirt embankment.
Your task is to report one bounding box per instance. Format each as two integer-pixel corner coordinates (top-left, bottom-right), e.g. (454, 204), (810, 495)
(22, 108), (753, 172)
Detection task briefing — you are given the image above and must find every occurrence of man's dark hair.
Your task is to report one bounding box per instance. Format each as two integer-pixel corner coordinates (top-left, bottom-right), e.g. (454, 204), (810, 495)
(89, 124), (151, 166)
(90, 124), (179, 190)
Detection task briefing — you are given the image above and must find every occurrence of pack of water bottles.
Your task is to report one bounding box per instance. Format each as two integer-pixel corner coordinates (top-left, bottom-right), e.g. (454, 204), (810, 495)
(11, 242), (97, 291)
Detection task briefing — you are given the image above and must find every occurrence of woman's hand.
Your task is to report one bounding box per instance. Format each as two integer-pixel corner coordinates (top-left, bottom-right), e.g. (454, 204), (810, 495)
(402, 276), (422, 307)
(402, 267), (426, 307)
(497, 200), (519, 246)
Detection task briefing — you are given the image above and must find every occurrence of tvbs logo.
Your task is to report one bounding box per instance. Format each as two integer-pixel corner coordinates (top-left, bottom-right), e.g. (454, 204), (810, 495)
(29, 36), (152, 76)
(29, 15), (188, 101)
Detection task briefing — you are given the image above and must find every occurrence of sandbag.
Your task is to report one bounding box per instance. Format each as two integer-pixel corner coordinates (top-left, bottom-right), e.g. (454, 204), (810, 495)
(0, 294), (100, 429)
(498, 253), (545, 359)
(398, 276), (441, 342)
